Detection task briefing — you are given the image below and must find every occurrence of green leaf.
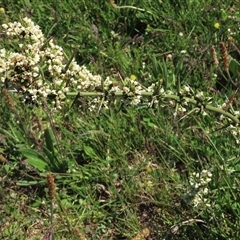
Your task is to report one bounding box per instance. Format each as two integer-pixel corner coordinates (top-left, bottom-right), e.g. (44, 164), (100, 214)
(19, 148), (48, 171)
(143, 117), (157, 128)
(43, 146), (62, 171)
(161, 60), (169, 90)
(84, 145), (97, 159)
(229, 57), (240, 79)
(44, 128), (55, 152)
(17, 180), (40, 186)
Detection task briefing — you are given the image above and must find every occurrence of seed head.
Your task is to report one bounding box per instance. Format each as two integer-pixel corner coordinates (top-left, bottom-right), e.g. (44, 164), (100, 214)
(210, 47), (219, 67)
(46, 173), (56, 200)
(219, 42), (229, 71)
(3, 89), (16, 110)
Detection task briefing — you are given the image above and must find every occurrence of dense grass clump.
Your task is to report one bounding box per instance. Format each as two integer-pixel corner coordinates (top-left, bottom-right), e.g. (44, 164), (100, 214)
(0, 1), (240, 239)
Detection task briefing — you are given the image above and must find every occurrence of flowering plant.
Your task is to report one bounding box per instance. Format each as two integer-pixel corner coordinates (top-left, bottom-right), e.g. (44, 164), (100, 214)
(0, 17), (157, 111)
(0, 17), (240, 132)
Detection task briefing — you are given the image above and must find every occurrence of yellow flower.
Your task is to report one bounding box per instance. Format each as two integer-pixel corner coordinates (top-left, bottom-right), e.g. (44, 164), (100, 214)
(130, 74), (136, 80)
(146, 180), (153, 188)
(146, 166), (152, 173)
(214, 22), (220, 29)
(0, 8), (5, 14)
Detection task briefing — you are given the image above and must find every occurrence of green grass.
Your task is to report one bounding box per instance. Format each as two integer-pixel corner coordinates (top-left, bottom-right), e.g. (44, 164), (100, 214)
(0, 0), (240, 239)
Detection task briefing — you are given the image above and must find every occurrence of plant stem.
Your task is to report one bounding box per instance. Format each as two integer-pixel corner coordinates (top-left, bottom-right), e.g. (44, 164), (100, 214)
(66, 91), (240, 123)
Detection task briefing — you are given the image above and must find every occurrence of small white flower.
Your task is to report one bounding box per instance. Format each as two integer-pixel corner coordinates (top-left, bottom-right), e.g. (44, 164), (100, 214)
(166, 54), (173, 60)
(196, 92), (204, 98)
(42, 91), (48, 98)
(180, 50), (187, 54)
(184, 85), (190, 92)
(123, 86), (130, 93)
(159, 88), (165, 94)
(203, 188), (208, 194)
(2, 23), (8, 29)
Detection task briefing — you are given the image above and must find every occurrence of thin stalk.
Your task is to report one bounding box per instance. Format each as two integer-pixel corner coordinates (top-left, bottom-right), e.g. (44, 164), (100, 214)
(66, 91), (240, 123)
(109, 0), (154, 16)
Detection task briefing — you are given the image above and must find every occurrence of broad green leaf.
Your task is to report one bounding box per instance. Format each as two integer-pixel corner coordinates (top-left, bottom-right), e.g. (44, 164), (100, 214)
(84, 145), (97, 159)
(43, 146), (62, 171)
(44, 128), (55, 152)
(19, 148), (48, 171)
(229, 57), (240, 79)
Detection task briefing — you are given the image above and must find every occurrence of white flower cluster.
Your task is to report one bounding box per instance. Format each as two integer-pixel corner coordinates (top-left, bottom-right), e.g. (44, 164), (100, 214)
(228, 124), (240, 144)
(121, 77), (157, 106)
(183, 169), (212, 208)
(0, 17), (160, 111)
(0, 17), (104, 109)
(89, 76), (158, 111)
